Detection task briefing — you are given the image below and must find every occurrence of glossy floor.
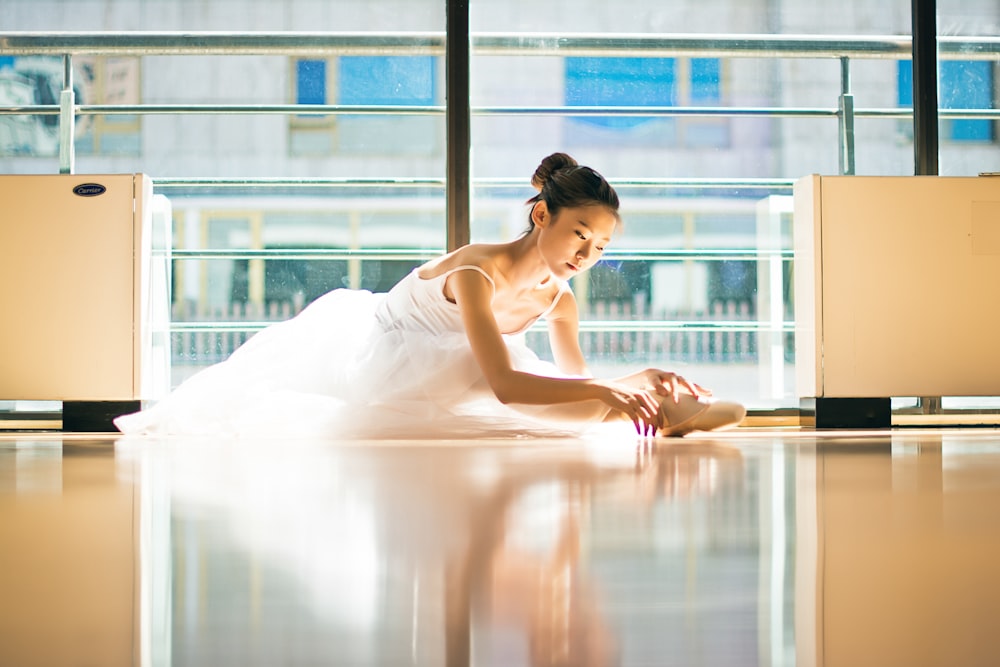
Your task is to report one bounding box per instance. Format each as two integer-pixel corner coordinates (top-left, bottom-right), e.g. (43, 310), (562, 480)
(2, 428), (1000, 667)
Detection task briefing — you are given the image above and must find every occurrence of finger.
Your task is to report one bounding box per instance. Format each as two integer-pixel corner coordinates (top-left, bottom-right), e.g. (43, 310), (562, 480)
(636, 398), (659, 428)
(694, 382), (714, 396)
(629, 397), (646, 425)
(639, 393), (660, 422)
(633, 395), (655, 435)
(636, 392), (664, 430)
(670, 376), (680, 402)
(681, 377), (702, 395)
(680, 378), (701, 397)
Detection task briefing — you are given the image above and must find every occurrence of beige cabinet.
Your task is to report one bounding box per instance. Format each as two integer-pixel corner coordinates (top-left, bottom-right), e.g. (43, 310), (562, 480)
(794, 175), (1000, 401)
(0, 174), (170, 410)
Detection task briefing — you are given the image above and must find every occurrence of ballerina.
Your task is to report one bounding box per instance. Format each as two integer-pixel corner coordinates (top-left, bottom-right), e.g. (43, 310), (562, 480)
(115, 152), (744, 439)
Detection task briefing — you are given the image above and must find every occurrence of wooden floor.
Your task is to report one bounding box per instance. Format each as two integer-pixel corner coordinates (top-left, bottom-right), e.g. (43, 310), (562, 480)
(2, 426), (1000, 667)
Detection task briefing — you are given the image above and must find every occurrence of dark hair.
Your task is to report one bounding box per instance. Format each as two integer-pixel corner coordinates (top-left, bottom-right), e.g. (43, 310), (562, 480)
(525, 152), (620, 230)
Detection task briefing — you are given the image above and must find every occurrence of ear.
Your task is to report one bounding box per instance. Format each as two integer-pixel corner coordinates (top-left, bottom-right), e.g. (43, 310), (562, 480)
(531, 200), (549, 228)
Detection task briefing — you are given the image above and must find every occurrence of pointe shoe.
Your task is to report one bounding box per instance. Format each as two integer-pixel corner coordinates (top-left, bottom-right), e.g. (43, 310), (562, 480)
(658, 392), (746, 437)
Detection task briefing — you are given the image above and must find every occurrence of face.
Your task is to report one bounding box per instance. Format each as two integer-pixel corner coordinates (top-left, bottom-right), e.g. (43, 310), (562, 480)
(534, 203), (618, 280)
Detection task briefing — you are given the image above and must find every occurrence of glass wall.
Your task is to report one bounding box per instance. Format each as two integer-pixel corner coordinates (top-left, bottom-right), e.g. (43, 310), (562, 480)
(467, 0), (968, 408)
(1, 0), (998, 410)
(0, 1), (448, 387)
(936, 1), (1000, 177)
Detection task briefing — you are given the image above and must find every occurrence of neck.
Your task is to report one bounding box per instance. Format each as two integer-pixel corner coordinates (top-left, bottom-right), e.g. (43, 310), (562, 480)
(502, 230), (553, 290)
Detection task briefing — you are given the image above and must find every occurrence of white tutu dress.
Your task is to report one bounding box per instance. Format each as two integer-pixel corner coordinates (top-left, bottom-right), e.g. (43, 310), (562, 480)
(115, 265), (602, 439)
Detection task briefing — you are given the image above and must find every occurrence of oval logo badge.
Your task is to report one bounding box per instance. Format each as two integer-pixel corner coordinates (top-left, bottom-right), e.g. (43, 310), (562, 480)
(72, 183), (107, 197)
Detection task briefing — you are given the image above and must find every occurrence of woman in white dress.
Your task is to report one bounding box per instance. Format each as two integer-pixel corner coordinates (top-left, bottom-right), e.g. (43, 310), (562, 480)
(115, 153), (745, 439)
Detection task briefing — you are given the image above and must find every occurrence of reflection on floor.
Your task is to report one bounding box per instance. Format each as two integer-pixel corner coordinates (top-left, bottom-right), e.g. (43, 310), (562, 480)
(2, 427), (1000, 667)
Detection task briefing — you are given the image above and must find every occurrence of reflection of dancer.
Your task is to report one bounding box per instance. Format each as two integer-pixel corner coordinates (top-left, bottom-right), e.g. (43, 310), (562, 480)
(485, 491), (618, 667)
(116, 152), (744, 439)
(635, 441), (745, 503)
(449, 443), (746, 667)
(446, 464), (620, 667)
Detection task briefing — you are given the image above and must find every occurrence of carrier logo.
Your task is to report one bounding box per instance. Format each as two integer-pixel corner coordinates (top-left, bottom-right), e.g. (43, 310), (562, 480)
(72, 183), (107, 197)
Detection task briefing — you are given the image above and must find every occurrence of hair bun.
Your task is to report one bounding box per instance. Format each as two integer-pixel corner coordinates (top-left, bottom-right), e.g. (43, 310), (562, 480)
(530, 152), (579, 191)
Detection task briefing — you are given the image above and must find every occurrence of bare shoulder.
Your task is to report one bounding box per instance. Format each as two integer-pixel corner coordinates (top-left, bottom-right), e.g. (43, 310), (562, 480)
(417, 243), (503, 281)
(546, 284), (579, 321)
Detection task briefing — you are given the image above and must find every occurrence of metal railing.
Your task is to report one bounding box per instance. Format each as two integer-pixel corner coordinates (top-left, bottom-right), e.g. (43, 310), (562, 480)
(2, 31), (998, 403)
(3, 31), (1000, 176)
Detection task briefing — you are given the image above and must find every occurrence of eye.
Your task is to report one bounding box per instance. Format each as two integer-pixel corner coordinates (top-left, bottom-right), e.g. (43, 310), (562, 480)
(596, 245), (606, 253)
(576, 230), (587, 240)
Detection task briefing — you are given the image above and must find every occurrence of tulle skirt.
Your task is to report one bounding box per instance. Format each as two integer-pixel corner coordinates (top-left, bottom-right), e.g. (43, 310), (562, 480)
(115, 288), (599, 439)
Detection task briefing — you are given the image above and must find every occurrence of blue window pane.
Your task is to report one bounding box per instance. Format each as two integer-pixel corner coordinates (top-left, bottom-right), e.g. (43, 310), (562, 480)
(690, 58), (721, 105)
(0, 56), (15, 70)
(338, 56), (436, 105)
(565, 57), (675, 129)
(565, 57), (676, 106)
(897, 60), (913, 107)
(941, 60), (993, 142)
(898, 59), (993, 142)
(296, 60), (326, 105)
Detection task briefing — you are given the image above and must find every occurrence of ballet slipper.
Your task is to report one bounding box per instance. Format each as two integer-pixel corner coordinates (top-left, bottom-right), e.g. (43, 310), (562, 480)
(657, 391), (746, 437)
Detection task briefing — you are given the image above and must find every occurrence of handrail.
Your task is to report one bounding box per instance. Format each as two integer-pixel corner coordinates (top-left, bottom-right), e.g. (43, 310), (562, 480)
(170, 248), (792, 261)
(4, 104), (997, 124)
(475, 32), (1000, 59)
(153, 177), (448, 188)
(171, 249), (442, 261)
(147, 176), (794, 189)
(491, 177), (797, 189)
(170, 319), (795, 334)
(0, 32), (446, 56)
(2, 31), (999, 59)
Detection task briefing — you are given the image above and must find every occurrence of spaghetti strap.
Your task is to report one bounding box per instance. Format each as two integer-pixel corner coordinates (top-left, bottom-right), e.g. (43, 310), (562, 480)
(537, 279), (571, 320)
(438, 265), (496, 295)
(433, 264), (568, 318)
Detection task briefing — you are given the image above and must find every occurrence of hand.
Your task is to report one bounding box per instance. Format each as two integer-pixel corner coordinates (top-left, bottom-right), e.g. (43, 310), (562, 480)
(642, 368), (712, 404)
(600, 382), (663, 436)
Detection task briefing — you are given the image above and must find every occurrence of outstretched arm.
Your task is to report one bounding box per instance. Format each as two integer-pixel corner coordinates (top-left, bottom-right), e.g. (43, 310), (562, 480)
(545, 289), (589, 377)
(450, 269), (662, 429)
(544, 286), (710, 403)
(547, 286), (711, 401)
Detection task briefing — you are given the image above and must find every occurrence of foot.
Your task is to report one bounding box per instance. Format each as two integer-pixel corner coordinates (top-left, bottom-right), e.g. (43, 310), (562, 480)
(657, 392), (746, 437)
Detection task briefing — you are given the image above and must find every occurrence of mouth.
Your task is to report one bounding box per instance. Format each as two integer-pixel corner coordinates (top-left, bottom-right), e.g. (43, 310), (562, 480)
(566, 262), (580, 272)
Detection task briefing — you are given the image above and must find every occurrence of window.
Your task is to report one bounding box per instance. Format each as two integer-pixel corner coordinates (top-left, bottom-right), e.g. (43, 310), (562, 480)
(289, 55), (441, 156)
(898, 59), (996, 142)
(74, 56), (142, 156)
(563, 56), (725, 147)
(338, 56), (436, 106)
(566, 57), (677, 130)
(0, 55), (141, 157)
(296, 59), (327, 106)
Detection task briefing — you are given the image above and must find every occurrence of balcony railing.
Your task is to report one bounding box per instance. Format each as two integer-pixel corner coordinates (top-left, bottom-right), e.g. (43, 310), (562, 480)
(2, 31), (998, 405)
(3, 31), (1000, 176)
